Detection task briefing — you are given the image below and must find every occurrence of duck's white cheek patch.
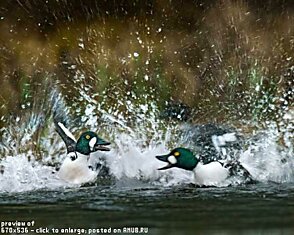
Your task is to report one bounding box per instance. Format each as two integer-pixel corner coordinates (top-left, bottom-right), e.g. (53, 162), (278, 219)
(168, 156), (177, 164)
(89, 137), (97, 151)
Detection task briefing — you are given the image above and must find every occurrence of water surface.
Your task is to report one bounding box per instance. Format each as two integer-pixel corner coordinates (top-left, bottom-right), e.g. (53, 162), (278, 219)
(1, 183), (294, 235)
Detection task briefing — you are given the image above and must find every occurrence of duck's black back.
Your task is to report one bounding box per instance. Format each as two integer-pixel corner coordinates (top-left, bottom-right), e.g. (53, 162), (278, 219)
(180, 124), (244, 164)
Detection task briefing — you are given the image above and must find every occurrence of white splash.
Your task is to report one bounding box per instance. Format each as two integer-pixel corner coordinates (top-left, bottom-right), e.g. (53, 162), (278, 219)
(0, 154), (69, 193)
(240, 125), (294, 183)
(0, 83), (293, 193)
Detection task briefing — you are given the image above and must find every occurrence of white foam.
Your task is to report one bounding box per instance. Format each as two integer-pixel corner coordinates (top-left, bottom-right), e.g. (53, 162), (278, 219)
(0, 154), (70, 193)
(0, 86), (293, 192)
(1, 120), (293, 193)
(240, 126), (294, 183)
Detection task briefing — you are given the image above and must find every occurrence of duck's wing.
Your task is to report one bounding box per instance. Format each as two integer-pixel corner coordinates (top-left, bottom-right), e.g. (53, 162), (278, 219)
(181, 124), (244, 163)
(54, 121), (77, 153)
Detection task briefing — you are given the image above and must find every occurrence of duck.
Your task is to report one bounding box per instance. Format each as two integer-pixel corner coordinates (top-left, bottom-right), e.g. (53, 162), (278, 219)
(156, 124), (251, 186)
(156, 147), (229, 186)
(55, 121), (110, 185)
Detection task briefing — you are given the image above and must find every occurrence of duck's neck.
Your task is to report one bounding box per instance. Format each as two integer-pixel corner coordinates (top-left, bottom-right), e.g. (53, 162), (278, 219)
(69, 151), (90, 162)
(78, 152), (91, 162)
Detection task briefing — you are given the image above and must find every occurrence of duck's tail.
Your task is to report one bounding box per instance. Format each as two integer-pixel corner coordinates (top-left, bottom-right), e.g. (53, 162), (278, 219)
(53, 119), (76, 153)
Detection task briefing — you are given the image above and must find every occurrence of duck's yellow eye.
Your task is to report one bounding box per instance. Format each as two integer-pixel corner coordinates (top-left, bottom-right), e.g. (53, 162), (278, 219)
(85, 135), (91, 140)
(174, 151), (180, 157)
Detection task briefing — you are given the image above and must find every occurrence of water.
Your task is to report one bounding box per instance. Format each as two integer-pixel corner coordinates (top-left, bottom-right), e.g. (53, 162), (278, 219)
(0, 83), (293, 234)
(0, 2), (293, 232)
(1, 183), (294, 235)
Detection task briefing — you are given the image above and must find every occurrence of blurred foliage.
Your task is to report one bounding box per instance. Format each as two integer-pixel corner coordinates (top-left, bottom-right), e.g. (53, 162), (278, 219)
(0, 0), (293, 129)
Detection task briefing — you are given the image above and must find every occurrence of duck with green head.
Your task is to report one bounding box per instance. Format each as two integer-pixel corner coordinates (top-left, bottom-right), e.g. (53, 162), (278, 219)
(156, 147), (231, 186)
(55, 122), (110, 185)
(156, 124), (253, 186)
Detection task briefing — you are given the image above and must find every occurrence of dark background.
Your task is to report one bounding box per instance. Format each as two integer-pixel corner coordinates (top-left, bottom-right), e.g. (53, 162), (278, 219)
(0, 0), (293, 128)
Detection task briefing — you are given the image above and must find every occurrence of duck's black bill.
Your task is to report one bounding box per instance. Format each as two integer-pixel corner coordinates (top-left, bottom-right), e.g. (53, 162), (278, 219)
(156, 155), (173, 170)
(94, 138), (111, 151)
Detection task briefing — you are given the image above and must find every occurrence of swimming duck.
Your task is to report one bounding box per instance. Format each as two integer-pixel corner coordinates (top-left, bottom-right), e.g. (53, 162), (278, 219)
(156, 147), (230, 186)
(55, 122), (110, 184)
(156, 124), (251, 186)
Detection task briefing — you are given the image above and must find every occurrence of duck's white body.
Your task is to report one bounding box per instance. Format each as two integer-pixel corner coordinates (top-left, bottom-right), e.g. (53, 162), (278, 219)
(58, 152), (97, 185)
(193, 161), (229, 186)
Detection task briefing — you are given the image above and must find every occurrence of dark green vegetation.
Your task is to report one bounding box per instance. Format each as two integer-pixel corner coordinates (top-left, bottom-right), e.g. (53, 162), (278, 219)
(0, 0), (293, 130)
